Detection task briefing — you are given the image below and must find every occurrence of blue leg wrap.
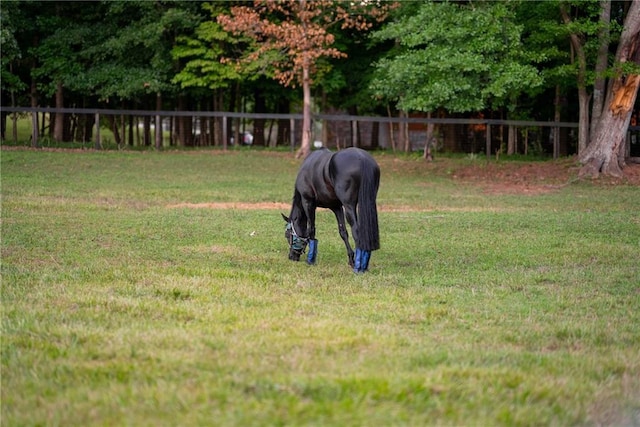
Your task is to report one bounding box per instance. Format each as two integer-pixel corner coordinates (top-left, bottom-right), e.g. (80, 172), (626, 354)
(353, 248), (372, 273)
(361, 250), (371, 272)
(307, 239), (318, 265)
(353, 248), (362, 273)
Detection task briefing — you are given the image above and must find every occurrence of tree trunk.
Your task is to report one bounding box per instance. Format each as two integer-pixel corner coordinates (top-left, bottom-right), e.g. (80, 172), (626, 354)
(214, 90), (223, 146)
(53, 81), (64, 143)
(296, 58), (312, 158)
(580, 74), (640, 178)
(577, 86), (591, 155)
(232, 83), (240, 148)
(1, 111), (7, 141)
(155, 93), (163, 149)
(108, 116), (121, 147)
(402, 111), (410, 152)
(94, 113), (101, 150)
(321, 89), (328, 148)
(424, 111), (434, 161)
(561, 5), (591, 154)
(590, 0), (611, 138)
(176, 95), (188, 147)
(371, 121), (379, 150)
(120, 114), (125, 149)
(580, 1), (640, 178)
(12, 111), (18, 143)
(277, 98), (290, 146)
(507, 125), (516, 155)
(143, 116), (151, 146)
(387, 104), (396, 152)
(396, 110), (408, 152)
(128, 114), (134, 146)
(253, 87), (266, 146)
(76, 113), (94, 143)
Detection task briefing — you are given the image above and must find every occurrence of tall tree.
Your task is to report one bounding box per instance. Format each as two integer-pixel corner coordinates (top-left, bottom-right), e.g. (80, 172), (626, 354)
(558, 1), (612, 154)
(84, 1), (200, 147)
(29, 2), (94, 142)
(0, 1), (27, 141)
(172, 3), (261, 147)
(218, 0), (392, 158)
(579, 0), (640, 178)
(370, 1), (542, 135)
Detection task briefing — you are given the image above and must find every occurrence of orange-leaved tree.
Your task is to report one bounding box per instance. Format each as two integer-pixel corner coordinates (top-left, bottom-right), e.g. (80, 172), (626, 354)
(218, 0), (393, 158)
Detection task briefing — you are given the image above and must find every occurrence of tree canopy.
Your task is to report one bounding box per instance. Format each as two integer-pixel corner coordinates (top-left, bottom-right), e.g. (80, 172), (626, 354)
(370, 1), (543, 113)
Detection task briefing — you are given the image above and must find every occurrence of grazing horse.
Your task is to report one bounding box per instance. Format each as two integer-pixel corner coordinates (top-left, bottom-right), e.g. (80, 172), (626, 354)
(282, 147), (380, 273)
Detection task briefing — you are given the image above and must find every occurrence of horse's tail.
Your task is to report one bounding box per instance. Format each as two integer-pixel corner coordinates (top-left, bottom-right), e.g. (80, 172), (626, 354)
(357, 158), (380, 251)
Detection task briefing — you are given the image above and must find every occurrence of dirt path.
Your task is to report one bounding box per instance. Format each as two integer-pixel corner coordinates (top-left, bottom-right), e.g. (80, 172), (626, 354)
(446, 158), (640, 194)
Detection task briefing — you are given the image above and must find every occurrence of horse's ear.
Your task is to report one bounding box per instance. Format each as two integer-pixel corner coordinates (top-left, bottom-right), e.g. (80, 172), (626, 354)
(281, 213), (290, 223)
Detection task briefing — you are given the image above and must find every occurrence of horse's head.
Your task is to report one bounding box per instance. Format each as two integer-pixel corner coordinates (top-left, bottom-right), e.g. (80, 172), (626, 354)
(281, 213), (308, 261)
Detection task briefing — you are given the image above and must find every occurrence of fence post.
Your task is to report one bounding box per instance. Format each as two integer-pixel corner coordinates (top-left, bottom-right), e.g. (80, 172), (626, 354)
(31, 111), (39, 148)
(485, 123), (491, 158)
(222, 115), (227, 150)
(95, 113), (101, 150)
(290, 118), (295, 153)
(352, 120), (358, 148)
(155, 114), (162, 149)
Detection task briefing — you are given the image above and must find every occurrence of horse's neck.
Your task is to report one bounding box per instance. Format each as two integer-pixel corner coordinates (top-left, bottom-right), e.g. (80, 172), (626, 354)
(290, 196), (307, 229)
(289, 196), (307, 224)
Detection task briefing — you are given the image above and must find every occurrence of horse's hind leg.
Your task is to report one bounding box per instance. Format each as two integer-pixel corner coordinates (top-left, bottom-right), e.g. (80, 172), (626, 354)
(343, 203), (370, 273)
(337, 206), (357, 267)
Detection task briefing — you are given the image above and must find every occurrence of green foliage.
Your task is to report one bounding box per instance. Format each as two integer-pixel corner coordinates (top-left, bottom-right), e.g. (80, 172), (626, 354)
(2, 150), (640, 426)
(31, 25), (93, 97)
(0, 2), (26, 95)
(83, 1), (199, 100)
(322, 24), (387, 113)
(370, 1), (543, 113)
(518, 0), (622, 90)
(16, 1), (202, 102)
(171, 4), (246, 90)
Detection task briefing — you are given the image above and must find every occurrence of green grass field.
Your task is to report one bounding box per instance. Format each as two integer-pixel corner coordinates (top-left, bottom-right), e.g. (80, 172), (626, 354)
(2, 148), (639, 426)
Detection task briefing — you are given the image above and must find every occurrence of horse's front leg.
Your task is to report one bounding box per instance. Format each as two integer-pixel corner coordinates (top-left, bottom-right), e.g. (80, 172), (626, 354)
(333, 207), (354, 267)
(303, 202), (318, 265)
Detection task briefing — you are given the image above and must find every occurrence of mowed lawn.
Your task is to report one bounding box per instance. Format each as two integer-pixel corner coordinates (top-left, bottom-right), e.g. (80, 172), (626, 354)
(2, 148), (639, 426)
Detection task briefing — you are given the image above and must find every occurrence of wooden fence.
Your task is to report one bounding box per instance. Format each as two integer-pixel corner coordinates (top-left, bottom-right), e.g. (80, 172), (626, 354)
(4, 106), (636, 158)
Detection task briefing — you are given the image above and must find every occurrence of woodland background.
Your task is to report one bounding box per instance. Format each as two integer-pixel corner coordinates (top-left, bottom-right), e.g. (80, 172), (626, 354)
(2, 1), (640, 171)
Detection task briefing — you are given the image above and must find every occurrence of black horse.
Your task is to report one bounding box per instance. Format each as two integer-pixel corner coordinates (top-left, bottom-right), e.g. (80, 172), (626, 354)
(282, 147), (380, 273)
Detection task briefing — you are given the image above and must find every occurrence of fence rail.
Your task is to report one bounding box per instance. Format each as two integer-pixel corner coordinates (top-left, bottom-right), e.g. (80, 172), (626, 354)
(4, 106), (636, 158)
(1, 106), (581, 127)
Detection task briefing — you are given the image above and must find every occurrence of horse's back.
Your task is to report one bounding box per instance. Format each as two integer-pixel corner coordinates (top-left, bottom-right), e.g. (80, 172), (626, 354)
(299, 148), (333, 172)
(295, 148), (379, 207)
(330, 148), (380, 189)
